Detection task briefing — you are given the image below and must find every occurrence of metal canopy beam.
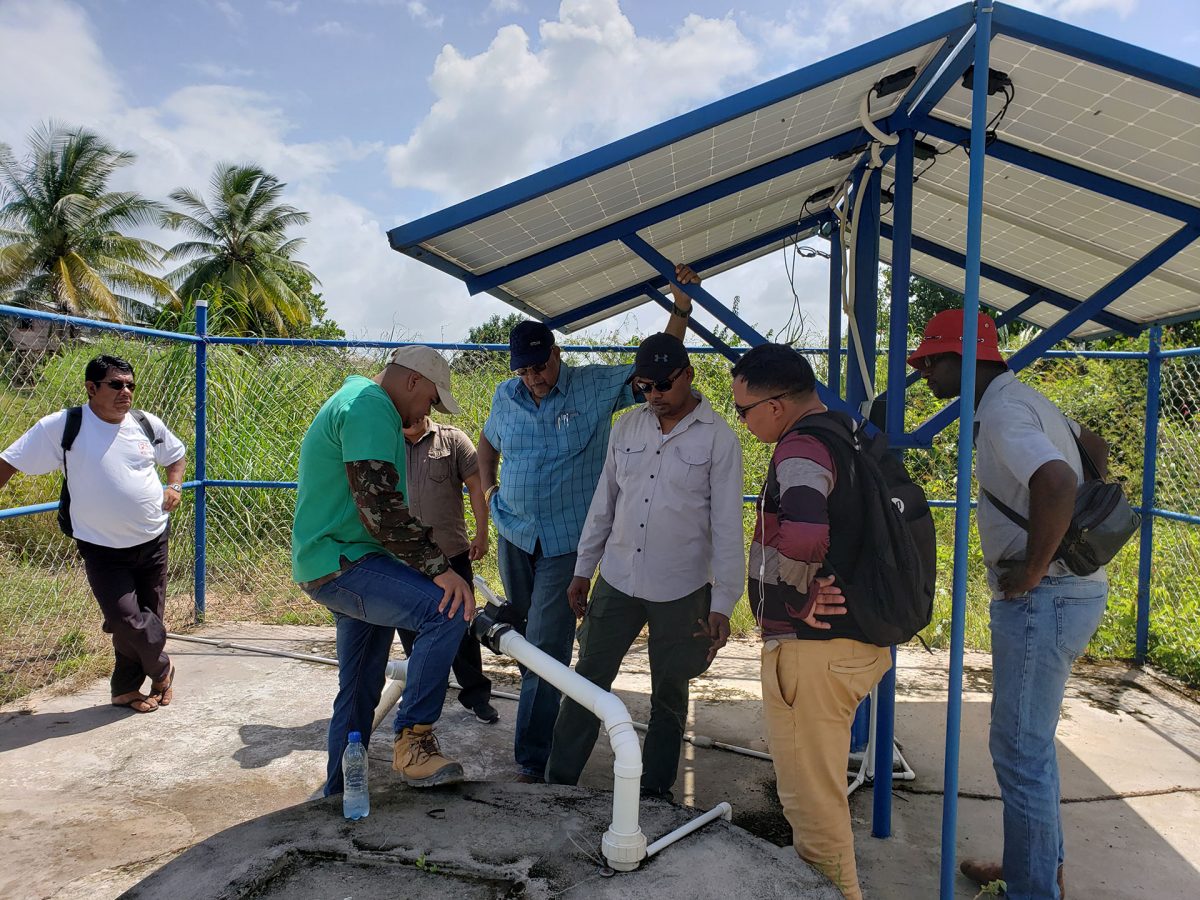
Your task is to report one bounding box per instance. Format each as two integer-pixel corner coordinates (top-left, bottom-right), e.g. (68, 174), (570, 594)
(881, 223), (1143, 336)
(911, 222), (1200, 445)
(993, 2), (1200, 98)
(465, 127), (868, 296)
(622, 232), (860, 418)
(545, 211), (827, 332)
(914, 118), (1200, 225)
(645, 289), (740, 361)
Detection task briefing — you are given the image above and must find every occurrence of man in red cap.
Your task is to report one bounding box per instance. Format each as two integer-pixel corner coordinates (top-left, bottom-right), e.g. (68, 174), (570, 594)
(909, 309), (1109, 899)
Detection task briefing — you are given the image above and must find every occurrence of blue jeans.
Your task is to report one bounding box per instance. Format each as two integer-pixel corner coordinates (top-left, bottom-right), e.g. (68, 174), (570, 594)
(497, 536), (578, 778)
(306, 554), (469, 795)
(989, 575), (1107, 900)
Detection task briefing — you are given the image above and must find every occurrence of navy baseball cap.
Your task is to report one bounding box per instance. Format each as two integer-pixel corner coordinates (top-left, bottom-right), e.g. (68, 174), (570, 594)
(509, 320), (555, 371)
(628, 333), (689, 384)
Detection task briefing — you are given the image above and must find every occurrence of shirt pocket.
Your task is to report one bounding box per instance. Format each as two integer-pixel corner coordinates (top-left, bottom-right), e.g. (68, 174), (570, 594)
(426, 447), (451, 483)
(673, 443), (711, 493)
(615, 441), (647, 477)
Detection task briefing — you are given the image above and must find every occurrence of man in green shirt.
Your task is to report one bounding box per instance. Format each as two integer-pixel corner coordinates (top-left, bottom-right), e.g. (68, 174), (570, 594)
(293, 346), (474, 793)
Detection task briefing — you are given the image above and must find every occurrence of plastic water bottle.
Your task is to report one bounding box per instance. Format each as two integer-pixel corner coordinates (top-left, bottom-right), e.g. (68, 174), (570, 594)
(342, 731), (369, 820)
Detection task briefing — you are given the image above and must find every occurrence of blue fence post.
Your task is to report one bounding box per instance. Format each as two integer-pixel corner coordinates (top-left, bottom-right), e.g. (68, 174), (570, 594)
(1136, 325), (1162, 663)
(194, 299), (208, 621)
(941, 5), (992, 898)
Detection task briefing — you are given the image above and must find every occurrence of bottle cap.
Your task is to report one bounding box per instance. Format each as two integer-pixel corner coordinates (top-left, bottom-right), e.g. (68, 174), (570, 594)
(348, 731), (361, 743)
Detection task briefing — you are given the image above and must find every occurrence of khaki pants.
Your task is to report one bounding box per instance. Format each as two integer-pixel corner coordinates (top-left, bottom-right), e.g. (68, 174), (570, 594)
(762, 638), (892, 900)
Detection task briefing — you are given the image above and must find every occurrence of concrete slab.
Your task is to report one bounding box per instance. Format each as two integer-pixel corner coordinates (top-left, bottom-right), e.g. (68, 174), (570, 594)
(1, 625), (1197, 899)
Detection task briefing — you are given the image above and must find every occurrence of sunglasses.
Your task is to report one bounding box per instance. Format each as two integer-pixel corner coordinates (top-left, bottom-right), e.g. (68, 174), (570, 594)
(96, 379), (135, 392)
(631, 370), (683, 394)
(734, 392), (788, 419)
(915, 352), (955, 372)
(515, 361), (550, 378)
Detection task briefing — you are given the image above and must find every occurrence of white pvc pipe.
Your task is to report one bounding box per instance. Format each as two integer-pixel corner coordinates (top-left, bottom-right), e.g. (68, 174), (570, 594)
(644, 802), (733, 857)
(372, 660), (409, 733)
(492, 625), (646, 871)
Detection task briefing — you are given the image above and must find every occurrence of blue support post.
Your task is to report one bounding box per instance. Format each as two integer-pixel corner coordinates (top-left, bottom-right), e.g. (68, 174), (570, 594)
(194, 299), (208, 621)
(828, 222), (843, 399)
(845, 169), (881, 412)
(873, 130), (914, 840)
(1136, 325), (1162, 663)
(941, 7), (993, 898)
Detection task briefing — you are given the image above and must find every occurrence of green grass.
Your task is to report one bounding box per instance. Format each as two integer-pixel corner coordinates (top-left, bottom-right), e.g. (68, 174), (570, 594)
(2, 333), (1199, 702)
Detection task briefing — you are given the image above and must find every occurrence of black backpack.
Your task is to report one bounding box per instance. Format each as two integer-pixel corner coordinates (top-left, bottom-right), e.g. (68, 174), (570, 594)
(58, 406), (160, 537)
(791, 414), (936, 647)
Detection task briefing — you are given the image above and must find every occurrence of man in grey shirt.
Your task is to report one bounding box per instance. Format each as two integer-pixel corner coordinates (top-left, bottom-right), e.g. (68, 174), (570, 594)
(910, 309), (1109, 900)
(546, 333), (745, 799)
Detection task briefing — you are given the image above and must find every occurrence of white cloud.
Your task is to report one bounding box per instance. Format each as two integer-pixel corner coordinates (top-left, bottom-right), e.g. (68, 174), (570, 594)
(267, 0), (301, 13)
(186, 61), (256, 80)
(406, 1), (444, 29)
(213, 0), (242, 27)
(488, 0), (527, 13)
(386, 0), (760, 200)
(0, 0), (484, 341)
(314, 20), (351, 36)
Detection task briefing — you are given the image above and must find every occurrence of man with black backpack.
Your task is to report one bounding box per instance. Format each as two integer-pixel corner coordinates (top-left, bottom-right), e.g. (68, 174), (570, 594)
(0, 355), (186, 714)
(732, 343), (899, 900)
(911, 310), (1112, 900)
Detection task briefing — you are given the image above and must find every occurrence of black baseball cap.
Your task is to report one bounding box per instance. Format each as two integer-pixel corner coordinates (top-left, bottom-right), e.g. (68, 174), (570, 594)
(509, 320), (555, 371)
(628, 333), (689, 384)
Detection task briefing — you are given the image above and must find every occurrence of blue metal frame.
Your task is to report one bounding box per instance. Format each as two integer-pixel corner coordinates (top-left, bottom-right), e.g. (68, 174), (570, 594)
(827, 222), (843, 399)
(644, 290), (740, 361)
(194, 301), (208, 620)
(1136, 325), (1162, 662)
(940, 8), (993, 896)
(464, 129), (867, 297)
(0, 304), (200, 343)
(847, 169), (882, 411)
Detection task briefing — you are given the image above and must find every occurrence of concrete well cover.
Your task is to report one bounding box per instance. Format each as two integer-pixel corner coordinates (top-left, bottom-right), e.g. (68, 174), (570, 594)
(120, 782), (841, 899)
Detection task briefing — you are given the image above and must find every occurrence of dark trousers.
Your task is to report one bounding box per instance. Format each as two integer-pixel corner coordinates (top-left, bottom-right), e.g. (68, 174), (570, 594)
(396, 552), (492, 710)
(546, 575), (713, 795)
(75, 527), (171, 696)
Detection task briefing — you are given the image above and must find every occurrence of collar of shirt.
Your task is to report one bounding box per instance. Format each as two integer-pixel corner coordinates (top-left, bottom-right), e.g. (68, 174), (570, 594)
(976, 370), (1016, 424)
(636, 390), (714, 437)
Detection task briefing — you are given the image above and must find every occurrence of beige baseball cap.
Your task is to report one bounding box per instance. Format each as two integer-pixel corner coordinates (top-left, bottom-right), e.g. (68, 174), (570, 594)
(388, 345), (461, 415)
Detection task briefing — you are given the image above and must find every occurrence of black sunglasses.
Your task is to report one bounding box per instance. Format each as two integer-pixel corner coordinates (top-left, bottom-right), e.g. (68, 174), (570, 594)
(515, 361), (550, 378)
(96, 379), (135, 392)
(631, 370), (683, 394)
(734, 392), (788, 419)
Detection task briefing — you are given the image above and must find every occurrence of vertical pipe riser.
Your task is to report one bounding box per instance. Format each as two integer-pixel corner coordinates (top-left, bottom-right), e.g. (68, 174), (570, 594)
(194, 301), (208, 621)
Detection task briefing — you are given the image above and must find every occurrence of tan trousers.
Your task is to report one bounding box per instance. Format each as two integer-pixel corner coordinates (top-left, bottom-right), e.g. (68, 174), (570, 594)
(762, 638), (892, 900)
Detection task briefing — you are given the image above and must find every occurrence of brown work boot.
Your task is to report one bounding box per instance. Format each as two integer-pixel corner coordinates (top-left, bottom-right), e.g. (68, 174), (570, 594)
(960, 860), (1067, 897)
(393, 725), (464, 787)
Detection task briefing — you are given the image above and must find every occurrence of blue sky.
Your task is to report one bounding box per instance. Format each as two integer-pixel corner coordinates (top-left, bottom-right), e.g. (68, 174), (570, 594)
(1, 0), (1196, 341)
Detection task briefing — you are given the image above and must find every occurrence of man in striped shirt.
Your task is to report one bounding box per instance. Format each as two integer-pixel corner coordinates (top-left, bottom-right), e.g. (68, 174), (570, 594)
(476, 266), (699, 783)
(732, 343), (889, 900)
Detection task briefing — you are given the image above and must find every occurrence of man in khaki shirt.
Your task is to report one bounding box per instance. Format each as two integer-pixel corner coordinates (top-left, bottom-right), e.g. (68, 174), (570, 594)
(546, 333), (745, 798)
(397, 415), (497, 723)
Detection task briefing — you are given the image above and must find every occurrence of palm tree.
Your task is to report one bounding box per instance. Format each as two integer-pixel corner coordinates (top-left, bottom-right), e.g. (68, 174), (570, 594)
(160, 164), (315, 336)
(0, 122), (174, 321)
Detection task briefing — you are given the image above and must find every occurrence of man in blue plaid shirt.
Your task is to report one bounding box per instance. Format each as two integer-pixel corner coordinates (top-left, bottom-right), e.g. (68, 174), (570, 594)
(477, 264), (699, 782)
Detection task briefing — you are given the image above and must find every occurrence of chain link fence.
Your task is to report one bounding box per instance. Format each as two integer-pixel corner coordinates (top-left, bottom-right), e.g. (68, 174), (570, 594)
(2, 307), (1198, 704)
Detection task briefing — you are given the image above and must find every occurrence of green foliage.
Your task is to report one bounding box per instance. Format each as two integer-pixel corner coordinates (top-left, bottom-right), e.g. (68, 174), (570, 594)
(0, 122), (174, 320)
(160, 163), (316, 336)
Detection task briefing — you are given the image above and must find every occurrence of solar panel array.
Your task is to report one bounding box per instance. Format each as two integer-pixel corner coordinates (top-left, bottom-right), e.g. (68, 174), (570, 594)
(404, 25), (1199, 338)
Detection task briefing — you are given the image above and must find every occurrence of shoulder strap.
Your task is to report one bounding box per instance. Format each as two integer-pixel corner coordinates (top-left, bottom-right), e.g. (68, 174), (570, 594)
(131, 410), (161, 444)
(982, 488), (1030, 531)
(1072, 431), (1101, 481)
(61, 406), (83, 452)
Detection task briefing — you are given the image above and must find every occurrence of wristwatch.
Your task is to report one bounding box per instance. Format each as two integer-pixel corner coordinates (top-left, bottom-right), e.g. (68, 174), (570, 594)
(484, 484), (499, 503)
(167, 483), (183, 492)
(670, 302), (690, 318)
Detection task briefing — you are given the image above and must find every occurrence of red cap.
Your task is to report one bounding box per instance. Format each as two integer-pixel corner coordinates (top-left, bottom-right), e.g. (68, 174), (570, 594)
(907, 309), (1005, 368)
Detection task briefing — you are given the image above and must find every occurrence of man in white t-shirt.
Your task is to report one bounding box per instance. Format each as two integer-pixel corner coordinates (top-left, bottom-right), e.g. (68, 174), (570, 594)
(1, 354), (187, 714)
